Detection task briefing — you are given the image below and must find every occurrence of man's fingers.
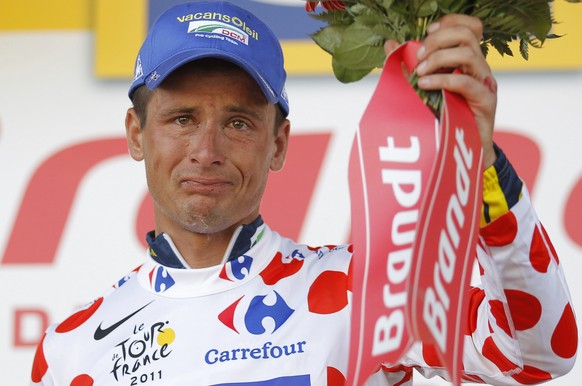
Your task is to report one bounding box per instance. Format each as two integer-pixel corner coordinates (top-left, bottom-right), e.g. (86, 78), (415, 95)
(384, 39), (400, 56)
(416, 45), (490, 80)
(417, 25), (482, 63)
(429, 14), (483, 41)
(416, 73), (489, 96)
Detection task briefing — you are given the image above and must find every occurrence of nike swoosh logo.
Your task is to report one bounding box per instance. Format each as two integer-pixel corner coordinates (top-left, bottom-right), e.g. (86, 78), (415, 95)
(94, 300), (154, 341)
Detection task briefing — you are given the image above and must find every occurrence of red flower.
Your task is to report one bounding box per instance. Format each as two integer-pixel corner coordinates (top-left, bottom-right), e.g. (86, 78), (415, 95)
(305, 0), (346, 12)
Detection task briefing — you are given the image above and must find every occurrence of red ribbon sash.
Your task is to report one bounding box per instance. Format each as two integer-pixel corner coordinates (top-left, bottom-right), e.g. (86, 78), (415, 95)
(347, 41), (483, 386)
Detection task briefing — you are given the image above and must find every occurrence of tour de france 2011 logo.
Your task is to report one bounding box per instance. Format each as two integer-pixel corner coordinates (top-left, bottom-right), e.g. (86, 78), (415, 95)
(110, 320), (176, 383)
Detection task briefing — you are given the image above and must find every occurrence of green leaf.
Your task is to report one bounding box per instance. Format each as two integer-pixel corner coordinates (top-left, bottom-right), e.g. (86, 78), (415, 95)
(436, 0), (465, 13)
(333, 22), (386, 70)
(490, 37), (514, 57)
(353, 13), (387, 27)
(332, 57), (373, 83)
(308, 9), (353, 26)
(519, 38), (529, 60)
(371, 20), (403, 40)
(417, 0), (438, 17)
(480, 42), (490, 58)
(349, 3), (372, 16)
(311, 25), (346, 54)
(527, 10), (552, 42)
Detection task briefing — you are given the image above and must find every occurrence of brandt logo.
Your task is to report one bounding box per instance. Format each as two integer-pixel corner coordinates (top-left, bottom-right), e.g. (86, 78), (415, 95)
(94, 301), (154, 341)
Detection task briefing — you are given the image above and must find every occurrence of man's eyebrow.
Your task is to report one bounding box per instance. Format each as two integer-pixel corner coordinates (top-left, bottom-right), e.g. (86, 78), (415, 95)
(158, 107), (199, 117)
(225, 105), (264, 121)
(156, 105), (266, 121)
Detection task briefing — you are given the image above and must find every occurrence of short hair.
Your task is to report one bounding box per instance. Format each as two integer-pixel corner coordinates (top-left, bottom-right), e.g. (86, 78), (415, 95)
(130, 85), (153, 128)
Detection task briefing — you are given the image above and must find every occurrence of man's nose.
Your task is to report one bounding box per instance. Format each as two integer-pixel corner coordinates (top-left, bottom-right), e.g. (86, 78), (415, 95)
(187, 124), (226, 167)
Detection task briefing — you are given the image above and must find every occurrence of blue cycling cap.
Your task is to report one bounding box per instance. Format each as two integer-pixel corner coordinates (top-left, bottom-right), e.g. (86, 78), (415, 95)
(128, 1), (289, 116)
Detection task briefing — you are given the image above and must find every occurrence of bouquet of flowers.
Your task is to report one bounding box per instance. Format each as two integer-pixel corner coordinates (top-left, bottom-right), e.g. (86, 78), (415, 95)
(305, 0), (581, 114)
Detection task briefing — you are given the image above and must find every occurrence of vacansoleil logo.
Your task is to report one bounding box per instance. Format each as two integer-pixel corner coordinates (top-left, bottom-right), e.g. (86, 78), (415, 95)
(188, 20), (250, 45)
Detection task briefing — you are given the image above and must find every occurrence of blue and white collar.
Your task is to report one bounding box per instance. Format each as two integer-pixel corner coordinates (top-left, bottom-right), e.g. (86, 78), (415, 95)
(145, 216), (266, 269)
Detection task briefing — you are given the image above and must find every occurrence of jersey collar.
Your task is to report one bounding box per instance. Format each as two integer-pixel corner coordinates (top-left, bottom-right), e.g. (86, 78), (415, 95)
(145, 216), (266, 269)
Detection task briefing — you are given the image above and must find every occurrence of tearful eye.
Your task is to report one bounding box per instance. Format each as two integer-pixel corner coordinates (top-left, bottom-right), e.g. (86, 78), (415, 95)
(231, 120), (249, 130)
(176, 116), (190, 125)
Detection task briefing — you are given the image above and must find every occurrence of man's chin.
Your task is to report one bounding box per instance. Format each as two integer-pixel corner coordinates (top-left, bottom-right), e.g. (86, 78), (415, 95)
(180, 215), (237, 235)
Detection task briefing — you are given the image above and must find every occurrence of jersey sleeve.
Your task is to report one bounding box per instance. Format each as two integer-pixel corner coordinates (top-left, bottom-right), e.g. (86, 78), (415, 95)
(389, 145), (578, 384)
(30, 334), (55, 386)
(29, 267), (142, 386)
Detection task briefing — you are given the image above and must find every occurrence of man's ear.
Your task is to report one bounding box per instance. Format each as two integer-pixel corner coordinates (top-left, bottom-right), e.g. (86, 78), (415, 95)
(125, 108), (144, 161)
(270, 119), (290, 172)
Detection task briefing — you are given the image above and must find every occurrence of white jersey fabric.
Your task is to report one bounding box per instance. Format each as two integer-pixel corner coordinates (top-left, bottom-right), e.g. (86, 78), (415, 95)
(31, 149), (577, 385)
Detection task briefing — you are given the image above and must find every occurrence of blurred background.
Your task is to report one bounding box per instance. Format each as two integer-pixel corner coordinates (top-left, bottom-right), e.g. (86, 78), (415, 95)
(1, 0), (581, 384)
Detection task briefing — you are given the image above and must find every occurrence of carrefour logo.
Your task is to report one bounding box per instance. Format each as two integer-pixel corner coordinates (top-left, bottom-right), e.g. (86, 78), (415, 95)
(188, 20), (249, 45)
(149, 266), (175, 293)
(218, 291), (294, 335)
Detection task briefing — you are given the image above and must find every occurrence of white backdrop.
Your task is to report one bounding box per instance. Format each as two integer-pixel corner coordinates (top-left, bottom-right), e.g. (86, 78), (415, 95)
(1, 31), (581, 385)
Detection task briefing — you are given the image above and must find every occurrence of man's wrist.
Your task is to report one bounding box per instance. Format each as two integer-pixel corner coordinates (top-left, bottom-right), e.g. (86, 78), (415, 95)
(481, 144), (523, 226)
(482, 145), (497, 169)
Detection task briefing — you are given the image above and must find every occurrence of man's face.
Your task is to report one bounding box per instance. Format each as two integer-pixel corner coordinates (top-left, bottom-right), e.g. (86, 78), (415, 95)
(126, 60), (289, 237)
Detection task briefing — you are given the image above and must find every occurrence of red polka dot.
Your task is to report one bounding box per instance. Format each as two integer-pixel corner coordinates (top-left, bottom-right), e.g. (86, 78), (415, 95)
(308, 271), (348, 314)
(70, 374), (94, 386)
(482, 337), (518, 373)
(31, 334), (48, 383)
(488, 299), (512, 336)
(326, 366), (345, 386)
(56, 298), (103, 333)
(466, 287), (485, 335)
(480, 212), (518, 246)
(259, 252), (304, 285)
(421, 343), (443, 367)
(541, 225), (559, 264)
(511, 365), (552, 384)
(530, 226), (551, 273)
(551, 303), (578, 359)
(505, 290), (542, 331)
